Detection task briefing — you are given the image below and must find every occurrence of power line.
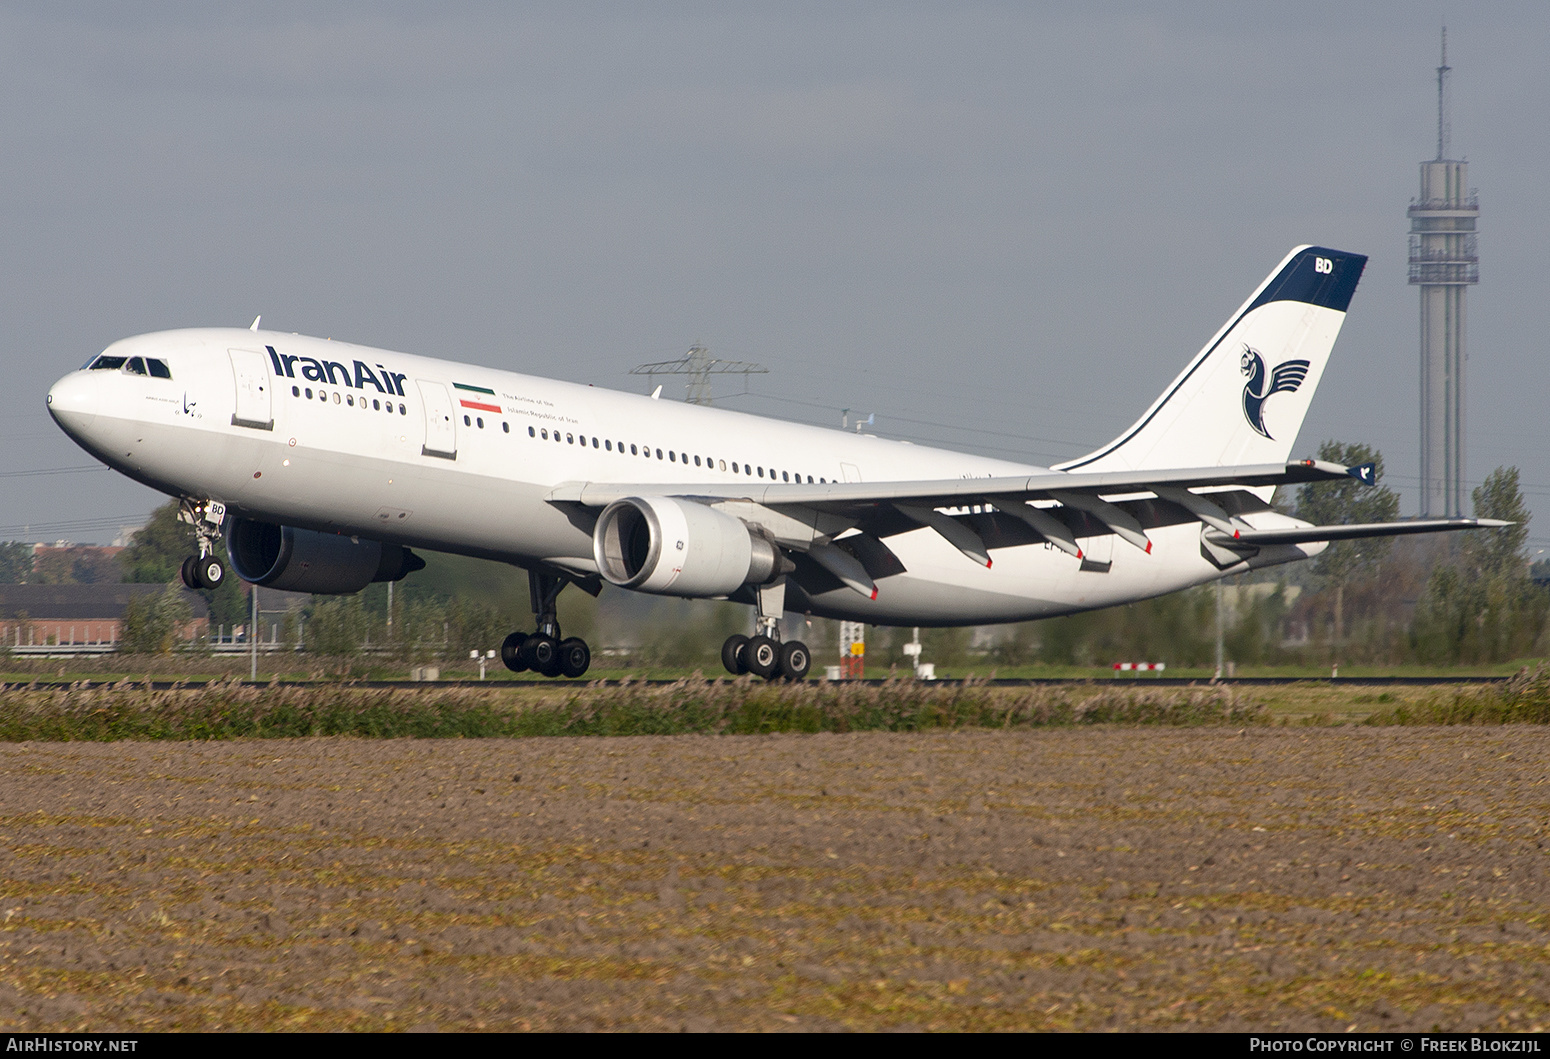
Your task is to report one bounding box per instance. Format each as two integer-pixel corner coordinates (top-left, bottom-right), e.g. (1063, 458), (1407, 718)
(0, 465), (106, 479)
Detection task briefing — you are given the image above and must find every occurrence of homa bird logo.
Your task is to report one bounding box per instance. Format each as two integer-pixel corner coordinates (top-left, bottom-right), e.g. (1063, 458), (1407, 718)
(1239, 346), (1310, 440)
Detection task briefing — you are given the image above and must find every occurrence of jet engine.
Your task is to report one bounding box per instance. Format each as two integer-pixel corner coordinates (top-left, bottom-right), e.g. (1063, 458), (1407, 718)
(227, 518), (424, 594)
(592, 496), (781, 597)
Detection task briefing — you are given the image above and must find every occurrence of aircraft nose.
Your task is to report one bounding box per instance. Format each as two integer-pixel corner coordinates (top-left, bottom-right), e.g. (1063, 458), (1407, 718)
(47, 370), (101, 445)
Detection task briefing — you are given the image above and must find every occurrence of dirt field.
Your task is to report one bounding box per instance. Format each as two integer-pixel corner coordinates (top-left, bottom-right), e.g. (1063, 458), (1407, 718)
(1, 728), (1548, 1031)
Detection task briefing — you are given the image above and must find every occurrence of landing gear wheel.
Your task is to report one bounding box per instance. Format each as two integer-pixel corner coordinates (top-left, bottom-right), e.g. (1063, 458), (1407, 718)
(522, 634), (559, 675)
(180, 556), (199, 590)
(778, 640), (811, 682)
(195, 556), (225, 591)
(721, 634), (749, 676)
(501, 631), (530, 673)
(558, 637), (591, 679)
(744, 635), (781, 680)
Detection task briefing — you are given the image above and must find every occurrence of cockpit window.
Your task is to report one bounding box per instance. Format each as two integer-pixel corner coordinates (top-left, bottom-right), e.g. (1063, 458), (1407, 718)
(88, 355), (126, 371)
(124, 357), (149, 376)
(146, 358), (172, 379)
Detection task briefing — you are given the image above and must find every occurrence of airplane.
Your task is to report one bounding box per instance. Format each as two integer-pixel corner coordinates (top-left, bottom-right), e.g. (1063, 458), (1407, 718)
(45, 245), (1504, 681)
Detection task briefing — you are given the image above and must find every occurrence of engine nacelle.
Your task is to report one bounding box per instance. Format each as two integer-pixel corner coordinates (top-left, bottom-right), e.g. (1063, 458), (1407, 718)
(592, 496), (781, 597)
(227, 518), (424, 595)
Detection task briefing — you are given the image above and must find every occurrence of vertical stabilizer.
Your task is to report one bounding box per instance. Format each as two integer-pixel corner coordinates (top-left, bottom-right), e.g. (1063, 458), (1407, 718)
(1056, 246), (1367, 473)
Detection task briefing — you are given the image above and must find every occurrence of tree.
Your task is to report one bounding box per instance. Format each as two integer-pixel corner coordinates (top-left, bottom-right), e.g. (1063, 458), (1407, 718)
(1412, 467), (1545, 664)
(0, 543), (34, 584)
(1464, 466), (1530, 578)
(1295, 440), (1399, 667)
(31, 546), (119, 585)
(119, 583), (194, 655)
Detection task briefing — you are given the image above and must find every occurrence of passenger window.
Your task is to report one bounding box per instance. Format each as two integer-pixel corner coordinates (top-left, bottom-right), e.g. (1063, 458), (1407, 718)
(782, 471), (789, 482)
(333, 392), (341, 404)
(292, 386), (300, 397)
(477, 417), (484, 429)
(399, 403), (406, 414)
(630, 444), (637, 455)
(528, 426), (535, 437)
(656, 448), (663, 459)
(732, 462), (739, 473)
(719, 460), (726, 471)
(147, 358), (172, 379)
(592, 437), (599, 448)
(605, 440), (612, 451)
(124, 357), (148, 376)
(346, 394), (354, 406)
(746, 465), (752, 476)
(757, 467), (764, 478)
(807, 475), (814, 483)
(693, 455), (701, 466)
(305, 388), (313, 399)
(669, 451), (676, 462)
(464, 415), (471, 426)
(372, 398), (380, 409)
(503, 422), (510, 433)
(89, 356), (126, 371)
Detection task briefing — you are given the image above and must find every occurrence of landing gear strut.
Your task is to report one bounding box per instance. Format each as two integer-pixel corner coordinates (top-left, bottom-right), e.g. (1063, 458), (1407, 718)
(177, 498), (228, 591)
(502, 569), (591, 679)
(721, 579), (810, 682)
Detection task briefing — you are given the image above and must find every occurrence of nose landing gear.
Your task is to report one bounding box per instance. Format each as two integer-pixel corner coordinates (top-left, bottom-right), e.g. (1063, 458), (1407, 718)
(177, 498), (228, 590)
(720, 579), (810, 681)
(501, 569), (596, 679)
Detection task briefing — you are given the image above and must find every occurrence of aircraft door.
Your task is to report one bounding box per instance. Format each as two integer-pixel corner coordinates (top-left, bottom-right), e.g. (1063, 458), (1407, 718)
(417, 379), (457, 460)
(228, 348), (274, 431)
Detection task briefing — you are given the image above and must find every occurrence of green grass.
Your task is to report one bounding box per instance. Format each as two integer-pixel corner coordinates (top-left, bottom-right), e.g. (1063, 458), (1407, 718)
(0, 678), (1269, 742)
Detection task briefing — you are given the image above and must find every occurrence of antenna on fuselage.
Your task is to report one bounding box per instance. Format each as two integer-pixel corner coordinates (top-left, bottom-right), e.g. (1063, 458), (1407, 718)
(249, 315), (262, 332)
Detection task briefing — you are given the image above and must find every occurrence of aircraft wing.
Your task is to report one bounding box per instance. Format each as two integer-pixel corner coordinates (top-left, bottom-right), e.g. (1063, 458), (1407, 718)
(546, 458), (1368, 511)
(546, 459), (1504, 591)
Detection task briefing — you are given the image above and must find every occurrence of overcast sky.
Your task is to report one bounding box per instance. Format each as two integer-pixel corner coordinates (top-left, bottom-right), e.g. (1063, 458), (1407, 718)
(4, 3), (1548, 550)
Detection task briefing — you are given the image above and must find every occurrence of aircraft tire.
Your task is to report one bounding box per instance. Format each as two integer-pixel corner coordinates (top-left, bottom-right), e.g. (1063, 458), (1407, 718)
(180, 556), (200, 590)
(501, 631), (530, 673)
(721, 634), (749, 676)
(778, 640), (811, 682)
(196, 557), (225, 591)
(558, 637), (590, 679)
(744, 635), (780, 680)
(522, 634), (559, 674)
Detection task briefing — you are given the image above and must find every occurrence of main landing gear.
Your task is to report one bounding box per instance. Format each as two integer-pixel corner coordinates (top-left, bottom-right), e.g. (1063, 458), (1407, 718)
(721, 579), (811, 682)
(501, 569), (592, 679)
(177, 498), (228, 591)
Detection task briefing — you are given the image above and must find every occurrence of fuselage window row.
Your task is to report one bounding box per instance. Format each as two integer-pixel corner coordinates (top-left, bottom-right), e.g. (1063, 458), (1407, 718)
(290, 385), (404, 414)
(515, 420), (825, 483)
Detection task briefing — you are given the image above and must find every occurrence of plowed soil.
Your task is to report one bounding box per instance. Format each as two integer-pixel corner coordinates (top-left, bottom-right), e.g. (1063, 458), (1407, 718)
(1, 728), (1548, 1031)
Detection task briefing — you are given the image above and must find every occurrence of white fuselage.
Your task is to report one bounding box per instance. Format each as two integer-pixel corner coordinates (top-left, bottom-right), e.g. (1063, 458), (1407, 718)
(47, 328), (1315, 626)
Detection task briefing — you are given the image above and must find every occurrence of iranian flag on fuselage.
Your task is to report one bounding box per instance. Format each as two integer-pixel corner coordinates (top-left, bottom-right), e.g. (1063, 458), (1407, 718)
(454, 382), (501, 414)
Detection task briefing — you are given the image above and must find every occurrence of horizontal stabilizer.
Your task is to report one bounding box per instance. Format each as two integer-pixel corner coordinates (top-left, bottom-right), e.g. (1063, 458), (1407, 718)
(1204, 517), (1510, 548)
